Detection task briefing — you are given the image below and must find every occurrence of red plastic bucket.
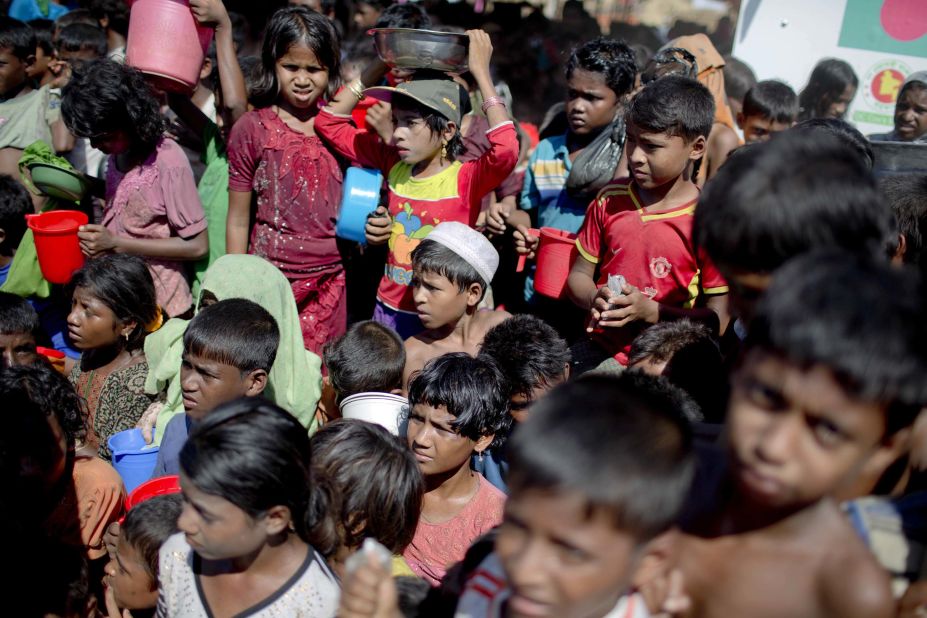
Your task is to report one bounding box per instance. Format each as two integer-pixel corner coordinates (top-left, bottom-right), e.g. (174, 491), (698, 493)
(25, 210), (88, 284)
(126, 0), (214, 94)
(127, 475), (180, 510)
(534, 227), (578, 299)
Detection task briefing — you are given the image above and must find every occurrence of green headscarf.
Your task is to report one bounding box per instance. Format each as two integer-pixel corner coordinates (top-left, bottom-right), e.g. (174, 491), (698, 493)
(145, 254), (322, 442)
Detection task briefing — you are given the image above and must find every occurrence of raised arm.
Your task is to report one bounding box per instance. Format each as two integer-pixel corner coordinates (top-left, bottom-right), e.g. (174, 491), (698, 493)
(466, 29), (509, 128)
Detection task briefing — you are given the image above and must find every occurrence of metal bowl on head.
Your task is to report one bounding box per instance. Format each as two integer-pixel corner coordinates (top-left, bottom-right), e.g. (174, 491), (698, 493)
(368, 28), (469, 72)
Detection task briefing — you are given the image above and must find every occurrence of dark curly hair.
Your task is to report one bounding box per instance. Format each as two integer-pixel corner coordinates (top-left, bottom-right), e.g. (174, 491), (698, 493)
(567, 37), (638, 98)
(61, 59), (165, 156)
(0, 363), (87, 446)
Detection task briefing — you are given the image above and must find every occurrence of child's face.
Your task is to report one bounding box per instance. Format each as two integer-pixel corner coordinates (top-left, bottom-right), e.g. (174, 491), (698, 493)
(727, 349), (900, 510)
(88, 128), (132, 155)
(275, 44), (329, 111)
(0, 47), (31, 97)
(824, 83), (857, 120)
(509, 376), (566, 424)
(495, 488), (644, 618)
(0, 330), (38, 369)
(739, 114), (792, 144)
(180, 351), (264, 421)
(894, 85), (927, 142)
(25, 47), (51, 81)
(391, 107), (447, 166)
(625, 122), (705, 191)
(104, 535), (158, 610)
(67, 286), (132, 350)
(353, 2), (381, 30)
(411, 270), (474, 330)
(565, 68), (620, 136)
(407, 402), (489, 476)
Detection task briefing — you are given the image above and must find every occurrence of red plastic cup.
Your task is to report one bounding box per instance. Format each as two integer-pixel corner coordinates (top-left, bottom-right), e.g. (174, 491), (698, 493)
(25, 210), (89, 284)
(533, 227), (578, 299)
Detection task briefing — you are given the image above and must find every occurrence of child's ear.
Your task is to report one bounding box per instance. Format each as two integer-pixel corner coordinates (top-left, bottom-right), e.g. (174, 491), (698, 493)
(244, 368), (269, 396)
(474, 433), (495, 454)
(261, 505), (293, 536)
(119, 318), (138, 339)
(199, 57), (213, 81)
(688, 135), (707, 161)
(630, 528), (679, 593)
(466, 282), (483, 307)
(443, 120), (458, 143)
(24, 53), (36, 70)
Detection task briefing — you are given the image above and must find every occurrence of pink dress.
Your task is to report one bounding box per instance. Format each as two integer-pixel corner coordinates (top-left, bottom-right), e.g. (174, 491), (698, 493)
(403, 474), (506, 586)
(227, 107), (345, 354)
(104, 137), (207, 317)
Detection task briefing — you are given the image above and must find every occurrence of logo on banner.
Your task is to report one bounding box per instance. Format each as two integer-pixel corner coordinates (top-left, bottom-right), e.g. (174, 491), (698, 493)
(856, 59), (913, 126)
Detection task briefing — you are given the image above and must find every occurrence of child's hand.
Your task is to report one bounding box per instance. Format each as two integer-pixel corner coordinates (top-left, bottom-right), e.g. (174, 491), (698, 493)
(103, 583), (131, 618)
(486, 201), (511, 235)
(365, 102), (394, 143)
(189, 0), (231, 28)
(466, 30), (493, 81)
(339, 547), (401, 618)
(514, 224), (539, 258)
(136, 401), (163, 444)
(365, 206), (392, 246)
(643, 569), (692, 618)
(78, 224), (120, 257)
(47, 58), (72, 89)
(590, 281), (659, 330)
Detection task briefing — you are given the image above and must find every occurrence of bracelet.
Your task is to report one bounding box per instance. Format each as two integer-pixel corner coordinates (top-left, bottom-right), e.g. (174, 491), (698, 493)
(481, 96), (506, 113)
(347, 79), (365, 101)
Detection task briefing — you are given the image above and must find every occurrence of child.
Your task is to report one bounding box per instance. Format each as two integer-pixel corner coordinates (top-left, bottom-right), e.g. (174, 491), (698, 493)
(84, 0), (128, 61)
(68, 254), (160, 459)
(353, 0), (390, 31)
(737, 79), (798, 143)
(25, 18), (55, 87)
(870, 71), (927, 143)
(882, 174), (927, 272)
(61, 60), (208, 319)
(567, 76), (729, 371)
(226, 7), (346, 354)
(310, 419), (424, 577)
(55, 22), (107, 65)
(340, 373), (696, 618)
(402, 222), (509, 388)
(798, 57), (858, 121)
(315, 29), (518, 339)
(150, 298), (279, 478)
(318, 319), (405, 423)
(403, 353), (510, 586)
(0, 290), (40, 369)
(159, 398), (339, 616)
(0, 173), (31, 287)
(721, 55), (756, 121)
(104, 494), (183, 618)
(677, 249), (927, 618)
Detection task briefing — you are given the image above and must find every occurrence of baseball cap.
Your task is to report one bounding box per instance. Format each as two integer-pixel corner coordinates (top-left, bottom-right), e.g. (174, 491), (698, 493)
(364, 78), (462, 125)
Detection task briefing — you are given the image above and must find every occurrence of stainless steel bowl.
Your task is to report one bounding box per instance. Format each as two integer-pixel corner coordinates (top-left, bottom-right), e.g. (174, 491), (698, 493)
(368, 28), (469, 72)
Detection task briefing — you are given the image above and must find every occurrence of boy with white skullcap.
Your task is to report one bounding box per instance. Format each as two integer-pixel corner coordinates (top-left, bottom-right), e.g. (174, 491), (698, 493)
(402, 222), (512, 390)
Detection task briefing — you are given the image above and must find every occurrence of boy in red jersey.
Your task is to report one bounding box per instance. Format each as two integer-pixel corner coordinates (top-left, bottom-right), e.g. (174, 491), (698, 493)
(567, 76), (728, 371)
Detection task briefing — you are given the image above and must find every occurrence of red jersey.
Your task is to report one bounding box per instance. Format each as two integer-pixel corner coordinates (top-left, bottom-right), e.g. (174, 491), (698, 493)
(315, 109), (518, 312)
(576, 179), (728, 364)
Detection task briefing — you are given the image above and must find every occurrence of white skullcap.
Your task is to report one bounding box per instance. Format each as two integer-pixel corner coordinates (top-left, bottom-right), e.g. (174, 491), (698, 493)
(425, 221), (499, 286)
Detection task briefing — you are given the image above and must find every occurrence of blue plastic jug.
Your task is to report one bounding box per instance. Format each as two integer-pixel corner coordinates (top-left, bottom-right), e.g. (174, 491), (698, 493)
(108, 429), (160, 493)
(336, 167), (383, 244)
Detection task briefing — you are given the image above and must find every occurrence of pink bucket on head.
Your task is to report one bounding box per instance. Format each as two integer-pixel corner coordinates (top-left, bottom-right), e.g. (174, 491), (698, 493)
(126, 0), (214, 94)
(534, 227), (578, 300)
(25, 210), (88, 284)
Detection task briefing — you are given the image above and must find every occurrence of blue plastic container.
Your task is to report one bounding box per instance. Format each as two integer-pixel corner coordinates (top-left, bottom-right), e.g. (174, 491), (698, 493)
(108, 429), (160, 493)
(336, 167), (383, 244)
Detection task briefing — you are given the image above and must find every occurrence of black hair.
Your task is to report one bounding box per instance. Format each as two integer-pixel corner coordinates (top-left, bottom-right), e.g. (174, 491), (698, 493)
(0, 174), (31, 255)
(566, 37), (637, 98)
(357, 0), (392, 11)
(61, 59), (165, 155)
(69, 254), (158, 351)
(310, 420), (423, 555)
(84, 0), (129, 37)
(392, 94), (465, 160)
(322, 320), (405, 403)
(627, 75), (715, 142)
(881, 174), (927, 271)
(252, 6), (341, 108)
(746, 249), (927, 435)
(237, 55), (263, 100)
(0, 362), (87, 445)
(27, 19), (54, 56)
(411, 238), (487, 298)
(56, 23), (107, 60)
(0, 291), (40, 338)
(54, 9), (99, 31)
(640, 46), (697, 85)
(742, 80), (798, 123)
(791, 117), (874, 169)
(798, 58), (858, 121)
(407, 353), (510, 449)
(618, 370), (703, 423)
(374, 3), (431, 29)
(477, 315), (570, 400)
(120, 494), (183, 581)
(180, 398), (339, 555)
(0, 16), (36, 61)
(694, 130), (892, 274)
(722, 55), (757, 103)
(629, 319), (716, 366)
(183, 298), (280, 375)
(507, 373), (695, 540)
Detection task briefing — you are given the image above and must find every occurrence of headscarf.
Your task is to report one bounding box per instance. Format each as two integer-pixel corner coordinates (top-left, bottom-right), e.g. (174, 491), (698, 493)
(145, 255), (323, 442)
(667, 34), (736, 130)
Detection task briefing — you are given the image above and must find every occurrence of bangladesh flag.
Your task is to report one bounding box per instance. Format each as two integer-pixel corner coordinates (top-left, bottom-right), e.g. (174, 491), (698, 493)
(840, 0), (927, 58)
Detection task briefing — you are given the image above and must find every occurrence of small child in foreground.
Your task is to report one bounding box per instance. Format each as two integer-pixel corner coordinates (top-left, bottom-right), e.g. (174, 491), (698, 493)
(736, 79), (798, 144)
(0, 290), (40, 369)
(403, 222), (510, 389)
(678, 250), (927, 618)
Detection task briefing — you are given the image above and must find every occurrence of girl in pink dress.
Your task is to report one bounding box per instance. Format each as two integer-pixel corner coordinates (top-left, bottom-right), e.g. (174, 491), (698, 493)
(61, 60), (208, 319)
(226, 7), (345, 354)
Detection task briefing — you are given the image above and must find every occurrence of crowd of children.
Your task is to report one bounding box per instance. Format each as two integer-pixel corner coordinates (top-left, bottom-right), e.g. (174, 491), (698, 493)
(4, 1), (927, 617)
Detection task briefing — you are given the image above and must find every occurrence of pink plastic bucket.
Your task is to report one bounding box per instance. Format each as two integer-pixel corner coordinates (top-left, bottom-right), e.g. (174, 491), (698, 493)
(126, 0), (214, 94)
(25, 210), (88, 284)
(534, 227), (578, 299)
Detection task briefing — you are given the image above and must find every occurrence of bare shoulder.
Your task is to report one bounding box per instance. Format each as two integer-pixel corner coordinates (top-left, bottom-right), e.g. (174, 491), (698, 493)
(475, 309), (512, 334)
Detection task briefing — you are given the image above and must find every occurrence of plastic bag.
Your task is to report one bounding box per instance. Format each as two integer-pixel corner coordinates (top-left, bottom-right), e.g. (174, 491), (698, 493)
(565, 113), (626, 204)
